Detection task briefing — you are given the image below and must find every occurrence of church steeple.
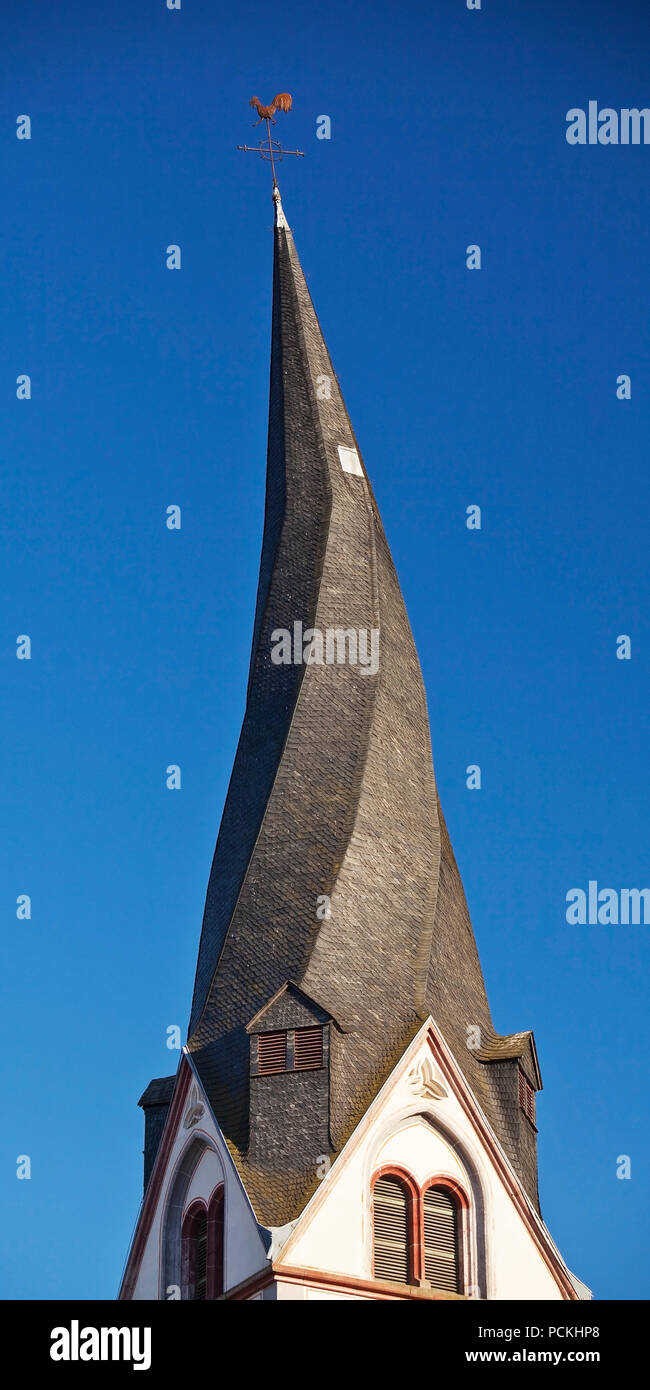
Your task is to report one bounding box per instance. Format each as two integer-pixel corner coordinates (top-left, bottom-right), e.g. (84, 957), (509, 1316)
(184, 186), (542, 1227)
(120, 159), (590, 1303)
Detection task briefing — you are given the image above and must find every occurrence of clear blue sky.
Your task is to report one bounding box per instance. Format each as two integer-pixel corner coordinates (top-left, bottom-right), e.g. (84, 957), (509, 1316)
(2, 0), (648, 1300)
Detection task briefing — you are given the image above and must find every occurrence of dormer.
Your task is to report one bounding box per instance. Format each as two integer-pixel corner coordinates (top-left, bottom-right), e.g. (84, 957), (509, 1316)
(245, 983), (340, 1167)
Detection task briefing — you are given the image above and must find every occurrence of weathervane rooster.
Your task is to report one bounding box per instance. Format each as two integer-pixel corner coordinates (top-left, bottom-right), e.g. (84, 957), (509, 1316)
(249, 92), (292, 125)
(237, 92), (303, 189)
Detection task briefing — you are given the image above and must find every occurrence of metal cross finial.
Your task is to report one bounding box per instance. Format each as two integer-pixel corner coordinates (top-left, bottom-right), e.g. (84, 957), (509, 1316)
(237, 92), (305, 189)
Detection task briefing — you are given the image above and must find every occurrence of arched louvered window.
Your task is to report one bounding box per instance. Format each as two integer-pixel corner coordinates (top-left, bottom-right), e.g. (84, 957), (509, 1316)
(372, 1175), (411, 1284)
(181, 1187), (225, 1300)
(207, 1185), (225, 1299)
(182, 1202), (208, 1300)
(423, 1185), (460, 1292)
(372, 1168), (468, 1291)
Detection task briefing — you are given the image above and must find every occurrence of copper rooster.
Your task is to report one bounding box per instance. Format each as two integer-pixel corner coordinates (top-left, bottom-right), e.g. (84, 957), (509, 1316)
(249, 93), (293, 126)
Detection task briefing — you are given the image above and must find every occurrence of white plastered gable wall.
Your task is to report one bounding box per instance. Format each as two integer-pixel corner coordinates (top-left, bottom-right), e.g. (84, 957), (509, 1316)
(128, 1056), (268, 1300)
(274, 1020), (578, 1301)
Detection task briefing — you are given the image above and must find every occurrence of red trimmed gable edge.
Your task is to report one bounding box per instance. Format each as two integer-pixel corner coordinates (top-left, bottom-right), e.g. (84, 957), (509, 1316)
(119, 1056), (192, 1301)
(424, 1026), (578, 1300)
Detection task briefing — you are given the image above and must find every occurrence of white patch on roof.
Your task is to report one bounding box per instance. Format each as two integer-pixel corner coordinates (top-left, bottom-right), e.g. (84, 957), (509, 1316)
(338, 445), (363, 476)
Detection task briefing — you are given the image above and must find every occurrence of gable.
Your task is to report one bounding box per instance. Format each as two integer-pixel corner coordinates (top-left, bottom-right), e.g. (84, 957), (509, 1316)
(246, 981), (335, 1034)
(274, 1021), (579, 1301)
(120, 1055), (268, 1300)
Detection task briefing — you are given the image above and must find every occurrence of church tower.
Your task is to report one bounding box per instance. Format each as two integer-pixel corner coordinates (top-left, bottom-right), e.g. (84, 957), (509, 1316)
(120, 184), (588, 1302)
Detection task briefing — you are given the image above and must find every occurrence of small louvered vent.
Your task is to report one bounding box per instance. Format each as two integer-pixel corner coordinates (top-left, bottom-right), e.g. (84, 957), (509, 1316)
(257, 1031), (287, 1074)
(518, 1068), (536, 1124)
(373, 1176), (409, 1284)
(294, 1027), (324, 1070)
(192, 1212), (208, 1302)
(423, 1187), (459, 1292)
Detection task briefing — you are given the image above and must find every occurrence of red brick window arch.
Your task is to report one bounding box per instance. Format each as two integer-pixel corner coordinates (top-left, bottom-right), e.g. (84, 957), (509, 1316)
(422, 1183), (459, 1291)
(372, 1168), (469, 1291)
(371, 1167), (420, 1285)
(421, 1176), (468, 1293)
(181, 1184), (224, 1300)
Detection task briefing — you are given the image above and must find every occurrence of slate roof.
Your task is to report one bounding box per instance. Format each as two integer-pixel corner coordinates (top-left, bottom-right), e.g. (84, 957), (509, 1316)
(138, 1076), (175, 1108)
(475, 1030), (542, 1078)
(182, 187), (542, 1226)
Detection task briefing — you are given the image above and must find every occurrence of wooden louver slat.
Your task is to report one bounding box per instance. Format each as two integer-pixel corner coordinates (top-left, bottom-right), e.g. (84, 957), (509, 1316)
(294, 1026), (324, 1070)
(423, 1187), (459, 1292)
(257, 1031), (287, 1074)
(373, 1176), (409, 1283)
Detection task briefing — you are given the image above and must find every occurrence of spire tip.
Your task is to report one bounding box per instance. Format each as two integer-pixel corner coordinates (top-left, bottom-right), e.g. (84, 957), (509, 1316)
(272, 185), (290, 230)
